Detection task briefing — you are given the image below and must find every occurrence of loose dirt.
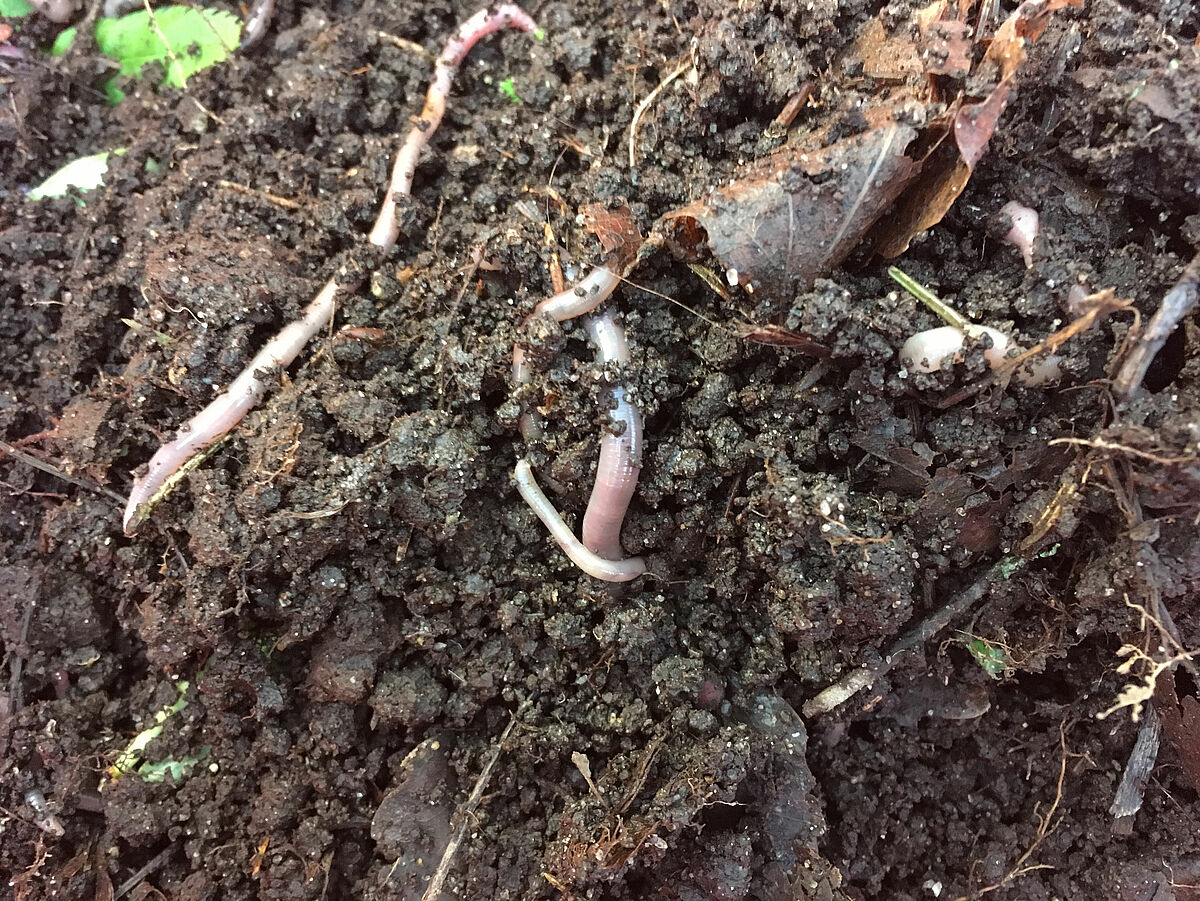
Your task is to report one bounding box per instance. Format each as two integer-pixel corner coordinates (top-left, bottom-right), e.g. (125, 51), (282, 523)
(2, 1), (1198, 899)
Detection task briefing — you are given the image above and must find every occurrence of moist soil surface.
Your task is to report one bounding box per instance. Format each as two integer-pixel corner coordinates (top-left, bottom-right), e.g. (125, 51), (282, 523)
(2, 0), (1199, 898)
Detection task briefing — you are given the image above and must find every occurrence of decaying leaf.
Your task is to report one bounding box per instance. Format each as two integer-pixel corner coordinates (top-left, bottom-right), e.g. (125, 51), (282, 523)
(660, 123), (920, 297)
(873, 149), (970, 258)
(871, 0), (1077, 257)
(857, 17), (924, 81)
(985, 0), (1081, 80)
(921, 18), (973, 77)
(954, 77), (1012, 168)
(580, 203), (642, 272)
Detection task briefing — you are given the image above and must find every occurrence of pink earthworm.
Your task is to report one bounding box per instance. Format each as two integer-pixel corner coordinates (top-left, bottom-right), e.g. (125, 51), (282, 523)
(510, 271), (647, 581)
(511, 265), (621, 440)
(122, 5), (540, 535)
(370, 5), (542, 249)
(1000, 200), (1038, 269)
(514, 459), (646, 582)
(581, 310), (643, 562)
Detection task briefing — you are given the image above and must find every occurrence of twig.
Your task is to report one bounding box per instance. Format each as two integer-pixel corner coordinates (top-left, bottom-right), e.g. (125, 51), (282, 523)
(1113, 250), (1200, 399)
(377, 30), (436, 60)
(0, 439), (125, 505)
(804, 556), (1023, 717)
(217, 179), (302, 210)
(114, 846), (173, 900)
(628, 47), (695, 168)
(418, 698), (532, 901)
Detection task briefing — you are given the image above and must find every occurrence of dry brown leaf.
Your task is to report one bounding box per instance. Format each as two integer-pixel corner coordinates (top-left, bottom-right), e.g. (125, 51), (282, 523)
(915, 0), (949, 33)
(874, 149), (971, 258)
(580, 203), (642, 272)
(661, 123), (920, 296)
(985, 0), (1082, 79)
(872, 0), (1075, 257)
(954, 76), (1013, 168)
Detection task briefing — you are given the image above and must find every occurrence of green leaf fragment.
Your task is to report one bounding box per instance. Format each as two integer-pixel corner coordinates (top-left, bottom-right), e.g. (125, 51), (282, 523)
(46, 6), (241, 101)
(499, 76), (522, 103)
(137, 746), (209, 783)
(49, 24), (76, 55)
(0, 0), (34, 17)
(110, 680), (190, 776)
(27, 148), (126, 202)
(967, 638), (1007, 679)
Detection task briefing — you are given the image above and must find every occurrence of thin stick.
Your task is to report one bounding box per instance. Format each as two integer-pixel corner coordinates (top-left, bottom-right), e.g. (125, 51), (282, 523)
(0, 439), (125, 505)
(1113, 250), (1200, 399)
(418, 699), (532, 901)
(628, 50), (695, 168)
(803, 556), (1023, 717)
(217, 179), (302, 210)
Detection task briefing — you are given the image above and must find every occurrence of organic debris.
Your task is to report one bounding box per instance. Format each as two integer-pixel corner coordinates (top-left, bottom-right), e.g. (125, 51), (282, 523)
(872, 0), (1081, 257)
(660, 123), (920, 297)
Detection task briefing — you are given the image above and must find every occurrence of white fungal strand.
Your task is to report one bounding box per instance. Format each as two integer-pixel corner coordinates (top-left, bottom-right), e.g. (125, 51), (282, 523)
(900, 325), (1009, 373)
(122, 5), (539, 533)
(122, 277), (340, 534)
(581, 311), (643, 561)
(1000, 201), (1039, 269)
(514, 459), (647, 582)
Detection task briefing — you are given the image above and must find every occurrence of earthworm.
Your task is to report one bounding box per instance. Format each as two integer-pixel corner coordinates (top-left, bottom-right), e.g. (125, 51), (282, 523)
(900, 324), (1010, 373)
(900, 324), (1061, 386)
(122, 280), (340, 533)
(999, 200), (1038, 269)
(511, 266), (621, 440)
(239, 0), (276, 49)
(510, 269), (647, 580)
(370, 4), (541, 250)
(581, 310), (643, 562)
(122, 5), (540, 534)
(26, 0), (74, 23)
(514, 459), (647, 582)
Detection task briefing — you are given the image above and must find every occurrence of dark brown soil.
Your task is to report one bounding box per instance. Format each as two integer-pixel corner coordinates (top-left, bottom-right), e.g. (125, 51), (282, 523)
(2, 1), (1199, 899)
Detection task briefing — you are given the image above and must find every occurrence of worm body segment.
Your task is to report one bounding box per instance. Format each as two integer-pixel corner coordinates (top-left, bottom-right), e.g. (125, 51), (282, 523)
(122, 5), (539, 534)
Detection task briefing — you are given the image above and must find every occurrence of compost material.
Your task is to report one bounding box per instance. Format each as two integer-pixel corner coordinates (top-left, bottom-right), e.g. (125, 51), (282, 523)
(2, 0), (1199, 898)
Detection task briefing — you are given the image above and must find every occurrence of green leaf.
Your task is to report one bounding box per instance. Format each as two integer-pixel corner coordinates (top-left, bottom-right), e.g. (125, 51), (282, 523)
(0, 0), (35, 16)
(27, 148), (126, 202)
(967, 638), (1007, 679)
(137, 746), (209, 783)
(498, 77), (522, 104)
(49, 24), (76, 55)
(95, 5), (242, 101)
